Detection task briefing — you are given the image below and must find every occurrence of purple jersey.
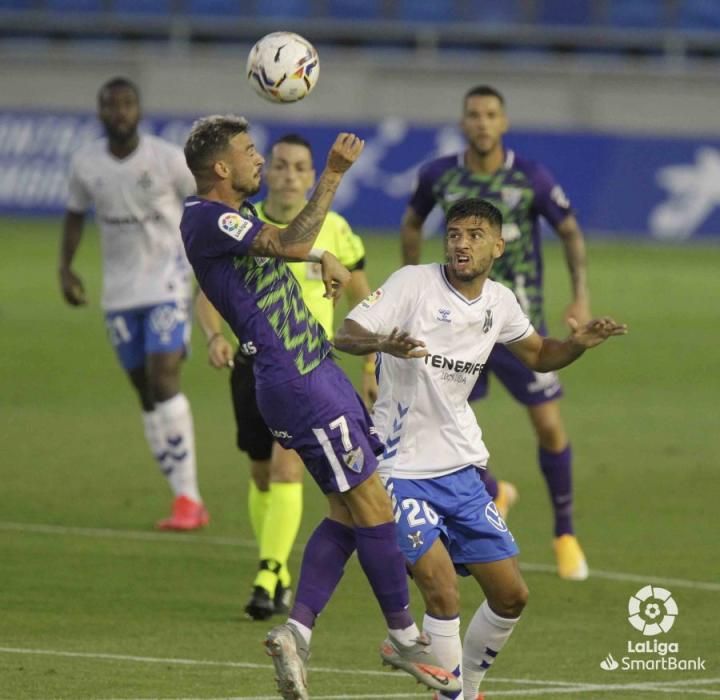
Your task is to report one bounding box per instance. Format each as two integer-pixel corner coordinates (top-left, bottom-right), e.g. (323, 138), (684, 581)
(409, 149), (572, 328)
(180, 197), (332, 388)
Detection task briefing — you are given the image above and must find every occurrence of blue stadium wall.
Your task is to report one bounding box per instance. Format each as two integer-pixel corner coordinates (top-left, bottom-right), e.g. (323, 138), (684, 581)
(2, 110), (719, 241)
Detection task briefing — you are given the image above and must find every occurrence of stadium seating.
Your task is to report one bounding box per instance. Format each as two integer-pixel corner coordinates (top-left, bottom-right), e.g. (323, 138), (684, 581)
(326, 0), (382, 21)
(677, 0), (720, 31)
(397, 0), (456, 23)
(47, 0), (104, 11)
(114, 0), (172, 15)
(465, 0), (522, 25)
(254, 0), (309, 20)
(186, 0), (242, 17)
(3, 0), (720, 62)
(537, 0), (594, 26)
(607, 0), (667, 29)
(0, 0), (35, 9)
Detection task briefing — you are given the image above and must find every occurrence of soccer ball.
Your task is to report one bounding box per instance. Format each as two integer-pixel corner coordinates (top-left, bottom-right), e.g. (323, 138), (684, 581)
(246, 32), (319, 104)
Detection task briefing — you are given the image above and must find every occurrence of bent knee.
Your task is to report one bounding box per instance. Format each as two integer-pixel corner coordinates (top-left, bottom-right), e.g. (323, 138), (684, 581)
(418, 579), (460, 618)
(490, 582), (528, 619)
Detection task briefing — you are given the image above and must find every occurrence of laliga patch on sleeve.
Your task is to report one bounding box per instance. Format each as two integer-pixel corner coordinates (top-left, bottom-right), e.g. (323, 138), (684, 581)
(217, 212), (254, 241)
(361, 288), (383, 309)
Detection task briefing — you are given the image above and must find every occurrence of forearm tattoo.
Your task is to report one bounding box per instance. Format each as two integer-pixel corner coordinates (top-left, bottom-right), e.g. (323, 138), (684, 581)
(279, 178), (339, 247)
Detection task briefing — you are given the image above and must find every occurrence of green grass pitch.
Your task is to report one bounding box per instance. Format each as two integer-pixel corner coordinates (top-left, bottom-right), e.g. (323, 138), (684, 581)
(1, 218), (718, 699)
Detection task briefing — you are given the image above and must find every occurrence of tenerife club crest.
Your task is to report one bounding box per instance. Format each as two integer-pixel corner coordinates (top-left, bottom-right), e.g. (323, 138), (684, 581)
(482, 309), (493, 333)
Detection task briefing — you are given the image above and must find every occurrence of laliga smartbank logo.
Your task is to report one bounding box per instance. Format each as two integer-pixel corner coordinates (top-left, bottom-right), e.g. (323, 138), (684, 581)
(599, 585), (706, 672)
(628, 584), (677, 636)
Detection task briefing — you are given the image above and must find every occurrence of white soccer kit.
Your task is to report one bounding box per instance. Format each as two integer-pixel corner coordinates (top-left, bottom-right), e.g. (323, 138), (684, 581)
(67, 134), (195, 311)
(347, 264), (535, 480)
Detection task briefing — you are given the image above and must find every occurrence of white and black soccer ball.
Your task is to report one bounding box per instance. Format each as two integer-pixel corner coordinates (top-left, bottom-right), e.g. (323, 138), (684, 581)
(246, 32), (319, 104)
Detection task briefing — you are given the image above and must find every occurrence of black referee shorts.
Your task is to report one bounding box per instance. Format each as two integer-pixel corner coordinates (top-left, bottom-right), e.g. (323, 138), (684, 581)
(229, 351), (274, 462)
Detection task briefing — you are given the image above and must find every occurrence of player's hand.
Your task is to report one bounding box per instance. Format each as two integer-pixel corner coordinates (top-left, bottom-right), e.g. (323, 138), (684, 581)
(326, 133), (365, 174)
(568, 316), (627, 349)
(564, 298), (591, 326)
(379, 327), (428, 359)
(207, 334), (235, 369)
(361, 367), (379, 412)
(59, 267), (87, 306)
(320, 251), (351, 301)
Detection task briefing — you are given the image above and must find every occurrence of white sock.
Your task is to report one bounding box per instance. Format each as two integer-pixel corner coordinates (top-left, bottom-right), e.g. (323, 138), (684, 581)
(142, 410), (174, 477)
(155, 394), (201, 502)
(288, 619), (313, 646)
(389, 622), (421, 647)
(423, 613), (462, 699)
(462, 601), (520, 699)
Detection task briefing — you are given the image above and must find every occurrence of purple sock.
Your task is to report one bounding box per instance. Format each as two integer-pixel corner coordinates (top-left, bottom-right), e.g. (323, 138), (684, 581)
(355, 521), (413, 631)
(289, 518), (356, 629)
(478, 465), (499, 499)
(539, 445), (573, 536)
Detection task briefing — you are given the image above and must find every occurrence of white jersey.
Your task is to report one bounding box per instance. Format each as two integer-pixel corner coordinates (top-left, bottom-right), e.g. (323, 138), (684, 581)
(347, 264), (534, 480)
(67, 134), (196, 311)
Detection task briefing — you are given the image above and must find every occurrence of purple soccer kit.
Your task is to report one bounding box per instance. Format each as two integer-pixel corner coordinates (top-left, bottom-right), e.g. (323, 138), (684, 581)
(181, 196), (415, 638)
(181, 197), (382, 493)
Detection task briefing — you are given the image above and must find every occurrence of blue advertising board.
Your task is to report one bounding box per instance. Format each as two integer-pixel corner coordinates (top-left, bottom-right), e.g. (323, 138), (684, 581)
(1, 110), (719, 240)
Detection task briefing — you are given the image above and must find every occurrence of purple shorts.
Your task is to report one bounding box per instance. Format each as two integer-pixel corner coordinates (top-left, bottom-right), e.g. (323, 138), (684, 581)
(256, 358), (383, 494)
(469, 342), (563, 405)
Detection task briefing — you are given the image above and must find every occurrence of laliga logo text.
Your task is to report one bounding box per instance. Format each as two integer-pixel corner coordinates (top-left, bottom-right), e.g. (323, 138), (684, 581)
(599, 586), (706, 672)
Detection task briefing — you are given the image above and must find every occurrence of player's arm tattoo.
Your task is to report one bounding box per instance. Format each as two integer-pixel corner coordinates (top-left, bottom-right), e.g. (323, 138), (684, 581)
(334, 326), (385, 355)
(248, 174), (341, 259)
(280, 178), (339, 246)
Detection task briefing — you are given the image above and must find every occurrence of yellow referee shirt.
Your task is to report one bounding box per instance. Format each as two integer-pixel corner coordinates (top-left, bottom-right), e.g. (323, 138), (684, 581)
(256, 201), (366, 339)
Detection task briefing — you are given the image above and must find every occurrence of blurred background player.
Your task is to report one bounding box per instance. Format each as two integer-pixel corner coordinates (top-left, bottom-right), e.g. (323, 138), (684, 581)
(58, 77), (208, 530)
(338, 198), (626, 699)
(181, 117), (460, 698)
(195, 132), (377, 620)
(401, 84), (591, 580)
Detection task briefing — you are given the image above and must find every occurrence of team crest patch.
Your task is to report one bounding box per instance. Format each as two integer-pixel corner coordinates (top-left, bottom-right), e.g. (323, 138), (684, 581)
(217, 212), (253, 241)
(149, 304), (180, 344)
(501, 186), (523, 210)
(550, 184), (571, 209)
(408, 531), (424, 549)
(342, 447), (365, 473)
(482, 309), (493, 333)
(361, 288), (383, 309)
(137, 171), (153, 190)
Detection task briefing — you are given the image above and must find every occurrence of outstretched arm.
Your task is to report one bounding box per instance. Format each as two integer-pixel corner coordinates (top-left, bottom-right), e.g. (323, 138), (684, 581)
(401, 206), (425, 265)
(335, 319), (427, 359)
(508, 317), (627, 372)
(59, 210), (87, 306)
(555, 215), (591, 325)
(248, 133), (364, 260)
